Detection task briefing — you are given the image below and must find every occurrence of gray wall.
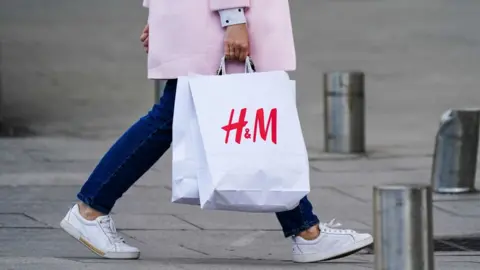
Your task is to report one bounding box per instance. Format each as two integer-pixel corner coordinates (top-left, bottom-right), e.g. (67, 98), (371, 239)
(1, 0), (480, 154)
(0, 0), (150, 139)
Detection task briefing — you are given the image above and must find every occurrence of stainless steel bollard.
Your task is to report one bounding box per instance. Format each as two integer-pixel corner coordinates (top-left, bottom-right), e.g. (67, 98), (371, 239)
(154, 79), (167, 104)
(323, 71), (365, 153)
(0, 42), (3, 123)
(373, 185), (434, 270)
(431, 109), (480, 194)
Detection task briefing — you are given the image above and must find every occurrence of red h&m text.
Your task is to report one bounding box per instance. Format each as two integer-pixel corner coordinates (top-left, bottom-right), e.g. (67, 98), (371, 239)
(221, 108), (277, 144)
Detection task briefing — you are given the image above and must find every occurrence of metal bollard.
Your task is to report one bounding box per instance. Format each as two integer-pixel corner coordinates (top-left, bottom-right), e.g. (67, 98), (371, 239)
(0, 42), (3, 122)
(323, 71), (365, 153)
(373, 185), (434, 270)
(154, 79), (167, 104)
(431, 109), (480, 194)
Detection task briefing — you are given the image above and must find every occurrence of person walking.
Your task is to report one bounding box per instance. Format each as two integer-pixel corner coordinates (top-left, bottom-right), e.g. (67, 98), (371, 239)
(60, 0), (373, 263)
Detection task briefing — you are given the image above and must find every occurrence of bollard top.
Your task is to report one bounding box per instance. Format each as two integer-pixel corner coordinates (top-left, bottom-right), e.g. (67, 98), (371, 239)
(374, 184), (431, 191)
(441, 108), (480, 119)
(452, 108), (480, 112)
(323, 71), (365, 96)
(323, 71), (365, 75)
(439, 108), (480, 127)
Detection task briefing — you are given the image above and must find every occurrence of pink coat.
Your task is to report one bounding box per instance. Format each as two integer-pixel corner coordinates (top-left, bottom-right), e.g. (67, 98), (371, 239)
(142, 0), (296, 79)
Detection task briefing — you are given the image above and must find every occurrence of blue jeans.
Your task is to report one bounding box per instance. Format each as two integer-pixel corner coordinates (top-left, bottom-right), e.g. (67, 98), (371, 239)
(77, 79), (319, 237)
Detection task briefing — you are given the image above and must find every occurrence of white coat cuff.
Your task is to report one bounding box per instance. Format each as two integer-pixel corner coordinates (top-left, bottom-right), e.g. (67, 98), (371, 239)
(218, 8), (246, 27)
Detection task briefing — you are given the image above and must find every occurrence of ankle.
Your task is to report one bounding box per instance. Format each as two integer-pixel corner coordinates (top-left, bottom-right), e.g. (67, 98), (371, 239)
(78, 202), (105, 221)
(297, 224), (320, 240)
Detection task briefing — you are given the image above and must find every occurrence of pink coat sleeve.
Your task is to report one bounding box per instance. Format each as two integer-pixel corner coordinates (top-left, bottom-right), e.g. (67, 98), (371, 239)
(142, 0), (149, 8)
(209, 0), (250, 11)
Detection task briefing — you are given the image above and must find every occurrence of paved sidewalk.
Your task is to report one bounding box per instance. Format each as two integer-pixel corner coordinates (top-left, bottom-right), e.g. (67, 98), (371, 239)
(1, 138), (480, 270)
(1, 0), (480, 269)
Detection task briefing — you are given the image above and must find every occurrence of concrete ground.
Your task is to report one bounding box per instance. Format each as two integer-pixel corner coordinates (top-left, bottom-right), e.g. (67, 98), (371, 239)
(1, 0), (480, 269)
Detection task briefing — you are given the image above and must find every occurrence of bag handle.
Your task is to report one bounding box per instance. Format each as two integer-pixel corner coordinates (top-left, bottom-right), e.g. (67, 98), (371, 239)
(216, 56), (256, 76)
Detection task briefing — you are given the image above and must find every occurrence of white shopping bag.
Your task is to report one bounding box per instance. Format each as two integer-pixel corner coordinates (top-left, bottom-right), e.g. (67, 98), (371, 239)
(171, 75), (201, 205)
(188, 57), (310, 213)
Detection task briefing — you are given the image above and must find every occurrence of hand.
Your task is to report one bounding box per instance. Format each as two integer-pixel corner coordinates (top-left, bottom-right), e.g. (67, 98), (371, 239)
(140, 24), (149, 53)
(224, 23), (250, 62)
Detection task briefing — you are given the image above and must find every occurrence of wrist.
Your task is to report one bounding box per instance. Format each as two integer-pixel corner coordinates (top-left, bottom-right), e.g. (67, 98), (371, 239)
(226, 23), (247, 29)
(218, 7), (247, 28)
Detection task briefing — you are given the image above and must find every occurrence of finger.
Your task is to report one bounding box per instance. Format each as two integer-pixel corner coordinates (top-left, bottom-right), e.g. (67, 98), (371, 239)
(233, 43), (242, 61)
(224, 41), (231, 60)
(141, 24), (149, 41)
(239, 51), (246, 62)
(227, 44), (236, 60)
(228, 44), (235, 60)
(239, 44), (249, 61)
(143, 37), (149, 48)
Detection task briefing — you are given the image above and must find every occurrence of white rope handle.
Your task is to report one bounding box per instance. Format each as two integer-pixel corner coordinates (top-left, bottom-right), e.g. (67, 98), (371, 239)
(217, 56), (256, 75)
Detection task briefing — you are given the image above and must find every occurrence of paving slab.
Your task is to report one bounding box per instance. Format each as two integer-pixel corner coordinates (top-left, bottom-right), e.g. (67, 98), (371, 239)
(0, 213), (50, 228)
(29, 212), (201, 231)
(310, 156), (433, 173)
(0, 228), (198, 260)
(0, 257), (375, 270)
(309, 169), (432, 187)
(435, 200), (480, 218)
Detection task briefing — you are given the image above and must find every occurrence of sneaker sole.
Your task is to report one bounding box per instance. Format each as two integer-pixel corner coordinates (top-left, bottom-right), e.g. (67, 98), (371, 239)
(293, 236), (373, 263)
(60, 219), (140, 260)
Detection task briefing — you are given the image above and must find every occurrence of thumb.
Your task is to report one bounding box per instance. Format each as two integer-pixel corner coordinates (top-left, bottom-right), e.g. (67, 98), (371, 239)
(224, 40), (230, 60)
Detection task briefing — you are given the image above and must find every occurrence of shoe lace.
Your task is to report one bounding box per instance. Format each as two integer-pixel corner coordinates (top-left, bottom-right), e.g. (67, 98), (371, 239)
(99, 216), (125, 244)
(319, 218), (355, 234)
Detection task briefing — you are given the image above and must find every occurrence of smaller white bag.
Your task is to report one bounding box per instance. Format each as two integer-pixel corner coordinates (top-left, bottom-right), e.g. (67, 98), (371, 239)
(170, 60), (271, 206)
(171, 76), (201, 205)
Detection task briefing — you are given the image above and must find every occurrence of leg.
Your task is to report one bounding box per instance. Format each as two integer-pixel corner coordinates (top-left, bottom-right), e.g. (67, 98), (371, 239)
(276, 196), (373, 263)
(61, 79), (179, 259)
(275, 196), (319, 238)
(78, 79), (178, 214)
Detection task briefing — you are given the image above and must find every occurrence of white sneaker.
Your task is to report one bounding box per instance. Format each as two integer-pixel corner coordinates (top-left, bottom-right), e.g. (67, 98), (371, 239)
(60, 204), (140, 259)
(292, 219), (373, 263)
